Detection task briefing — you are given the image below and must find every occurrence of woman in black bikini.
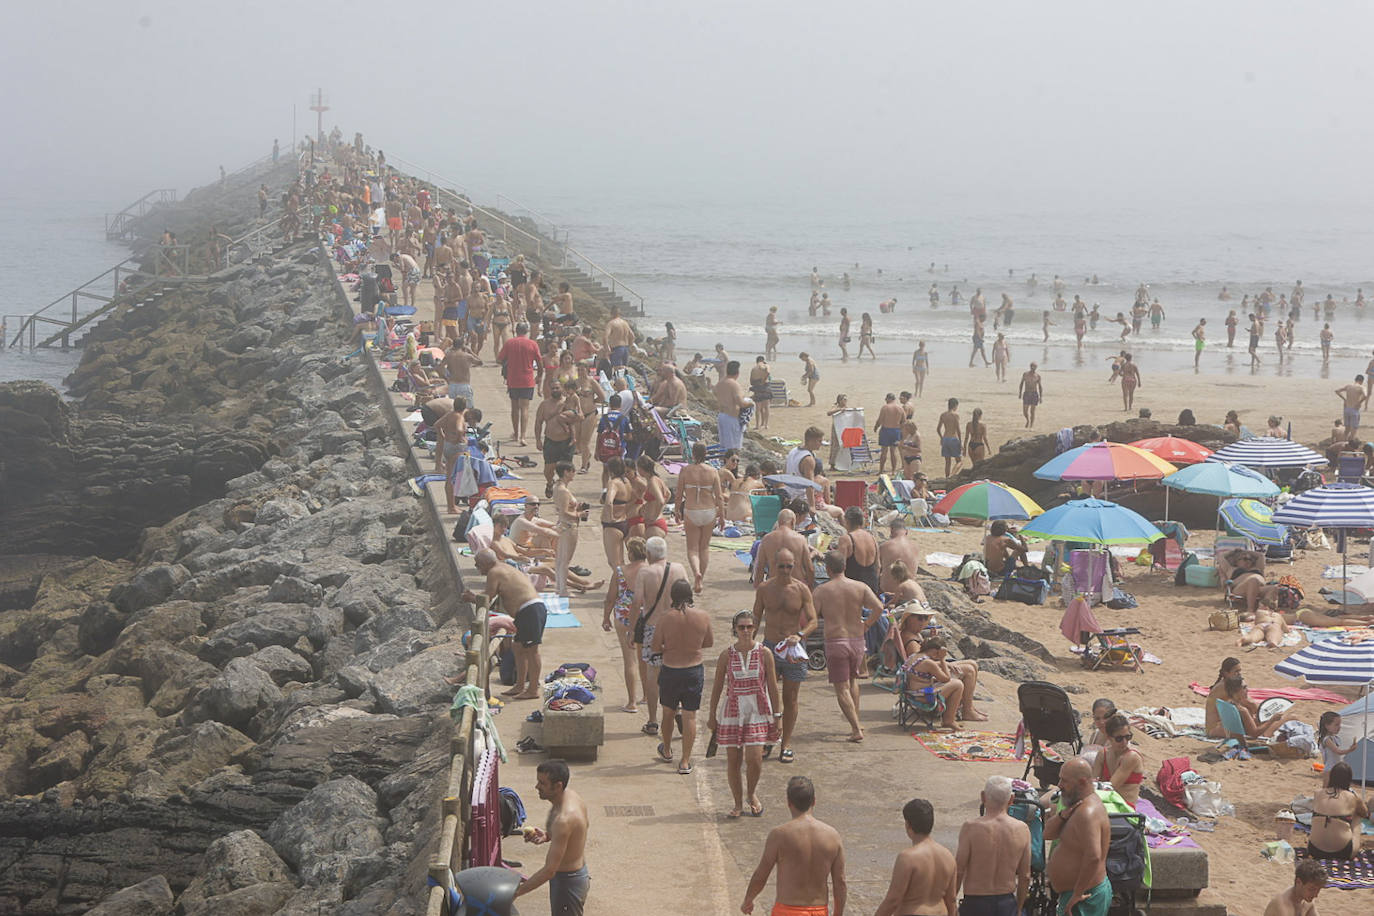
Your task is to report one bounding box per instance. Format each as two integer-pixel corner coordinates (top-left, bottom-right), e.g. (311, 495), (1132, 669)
(749, 357), (772, 430)
(1308, 762), (1367, 860)
(964, 407), (991, 465)
(601, 457), (633, 570)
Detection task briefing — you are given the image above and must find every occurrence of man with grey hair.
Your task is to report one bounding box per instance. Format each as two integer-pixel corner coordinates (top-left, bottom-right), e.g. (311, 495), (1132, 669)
(956, 774), (1031, 915)
(630, 536), (689, 736)
(463, 548), (546, 700)
(752, 508), (814, 589)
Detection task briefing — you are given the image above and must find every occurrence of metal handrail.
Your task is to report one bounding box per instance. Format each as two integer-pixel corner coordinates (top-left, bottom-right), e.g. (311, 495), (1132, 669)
(561, 245), (646, 313)
(494, 192), (567, 245)
(105, 189), (178, 239)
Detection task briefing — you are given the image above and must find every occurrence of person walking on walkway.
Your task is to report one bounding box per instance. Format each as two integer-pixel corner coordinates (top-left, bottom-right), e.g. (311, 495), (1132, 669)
(741, 776), (847, 916)
(515, 759), (591, 916)
(707, 610), (781, 818)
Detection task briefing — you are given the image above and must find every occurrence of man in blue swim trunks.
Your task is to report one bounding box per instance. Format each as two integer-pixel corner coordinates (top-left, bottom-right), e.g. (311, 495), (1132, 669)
(1044, 757), (1112, 916)
(874, 392), (906, 475)
(604, 305), (635, 367)
(937, 398), (963, 478)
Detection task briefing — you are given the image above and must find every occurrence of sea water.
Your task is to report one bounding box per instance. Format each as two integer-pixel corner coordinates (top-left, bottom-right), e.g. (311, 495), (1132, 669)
(508, 183), (1374, 377)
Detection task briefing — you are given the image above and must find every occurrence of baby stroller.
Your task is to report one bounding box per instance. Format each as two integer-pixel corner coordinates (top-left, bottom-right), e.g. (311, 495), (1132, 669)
(1018, 681), (1083, 789)
(1106, 809), (1149, 916)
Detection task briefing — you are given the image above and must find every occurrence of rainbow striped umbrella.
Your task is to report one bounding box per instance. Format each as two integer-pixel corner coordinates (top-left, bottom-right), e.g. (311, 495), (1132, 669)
(932, 480), (1043, 521)
(1034, 442), (1178, 482)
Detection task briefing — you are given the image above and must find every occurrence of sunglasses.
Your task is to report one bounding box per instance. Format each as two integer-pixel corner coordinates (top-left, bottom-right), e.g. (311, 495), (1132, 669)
(1111, 733), (1133, 743)
(777, 563), (795, 568)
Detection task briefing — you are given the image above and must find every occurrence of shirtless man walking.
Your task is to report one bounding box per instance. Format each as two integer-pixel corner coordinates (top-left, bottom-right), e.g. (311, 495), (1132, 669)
(812, 552), (883, 742)
(875, 393), (906, 475)
(1335, 376), (1367, 436)
(534, 383), (581, 497)
(754, 548), (817, 763)
(938, 398), (963, 478)
(464, 549), (546, 699)
(753, 509), (815, 588)
(838, 308), (851, 362)
(956, 775), (1031, 916)
(516, 759), (591, 915)
(1044, 757), (1112, 916)
(742, 776), (847, 916)
(631, 537), (688, 737)
(439, 337), (483, 408)
(875, 798), (957, 916)
(715, 360), (751, 451)
(604, 306), (635, 368)
(1018, 363), (1043, 429)
(650, 580), (714, 774)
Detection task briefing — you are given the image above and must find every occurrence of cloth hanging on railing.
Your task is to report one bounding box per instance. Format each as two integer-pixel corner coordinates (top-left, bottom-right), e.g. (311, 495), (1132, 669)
(449, 684), (507, 762)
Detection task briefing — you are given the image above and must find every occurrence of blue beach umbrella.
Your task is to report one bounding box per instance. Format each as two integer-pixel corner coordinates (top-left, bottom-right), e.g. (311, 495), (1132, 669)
(1209, 439), (1326, 469)
(1161, 462), (1280, 499)
(1218, 499), (1288, 546)
(1020, 498), (1163, 546)
(1275, 636), (1374, 686)
(1273, 482), (1374, 581)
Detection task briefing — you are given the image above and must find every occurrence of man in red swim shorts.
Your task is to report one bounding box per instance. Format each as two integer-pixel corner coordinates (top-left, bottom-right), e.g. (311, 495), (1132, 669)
(811, 552), (883, 744)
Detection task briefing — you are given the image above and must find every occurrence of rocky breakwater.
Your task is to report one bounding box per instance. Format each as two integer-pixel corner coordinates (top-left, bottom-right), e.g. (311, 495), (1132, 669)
(0, 244), (466, 913)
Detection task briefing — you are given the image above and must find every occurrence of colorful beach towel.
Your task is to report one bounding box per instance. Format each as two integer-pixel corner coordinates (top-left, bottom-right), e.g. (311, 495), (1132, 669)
(1187, 682), (1351, 705)
(914, 730), (1020, 762)
(539, 594), (581, 629)
(1294, 848), (1374, 890)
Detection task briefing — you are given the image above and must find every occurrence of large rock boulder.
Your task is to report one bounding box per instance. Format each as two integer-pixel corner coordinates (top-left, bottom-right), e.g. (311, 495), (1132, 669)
(185, 658), (283, 732)
(175, 829), (295, 915)
(266, 776), (386, 893)
(86, 875), (174, 915)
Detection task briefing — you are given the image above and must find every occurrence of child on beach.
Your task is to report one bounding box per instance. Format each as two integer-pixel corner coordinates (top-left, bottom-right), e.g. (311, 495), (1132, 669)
(1317, 712), (1357, 783)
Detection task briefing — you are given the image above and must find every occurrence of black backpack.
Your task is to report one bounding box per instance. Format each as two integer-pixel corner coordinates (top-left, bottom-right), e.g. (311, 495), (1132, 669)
(1106, 811), (1147, 891)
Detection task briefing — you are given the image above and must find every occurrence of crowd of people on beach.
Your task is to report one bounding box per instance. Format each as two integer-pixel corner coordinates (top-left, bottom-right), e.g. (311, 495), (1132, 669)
(310, 136), (1370, 915)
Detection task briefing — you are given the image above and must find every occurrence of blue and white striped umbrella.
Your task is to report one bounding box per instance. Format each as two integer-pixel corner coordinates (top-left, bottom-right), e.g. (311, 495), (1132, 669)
(1209, 439), (1326, 468)
(1272, 483), (1374, 529)
(1275, 636), (1374, 686)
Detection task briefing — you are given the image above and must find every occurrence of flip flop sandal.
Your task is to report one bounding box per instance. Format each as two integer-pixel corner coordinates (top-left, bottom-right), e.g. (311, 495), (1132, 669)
(726, 809), (742, 820)
(677, 763), (694, 775)
(762, 744), (773, 760)
(656, 742), (673, 762)
(779, 748), (795, 763)
(748, 802), (764, 817)
(571, 566), (592, 577)
(642, 721), (659, 736)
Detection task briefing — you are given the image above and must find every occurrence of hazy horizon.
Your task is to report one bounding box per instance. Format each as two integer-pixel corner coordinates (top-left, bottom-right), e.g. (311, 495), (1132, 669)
(6, 1), (1373, 218)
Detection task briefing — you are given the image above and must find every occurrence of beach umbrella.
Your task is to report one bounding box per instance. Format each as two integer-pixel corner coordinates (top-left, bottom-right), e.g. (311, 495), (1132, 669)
(1336, 694), (1374, 789)
(1033, 442), (1178, 482)
(933, 480), (1043, 522)
(1128, 436), (1214, 466)
(1275, 635), (1374, 685)
(763, 474), (822, 492)
(1273, 483), (1374, 581)
(1160, 461), (1280, 528)
(1210, 439), (1326, 468)
(1020, 498), (1163, 546)
(1219, 499), (1288, 546)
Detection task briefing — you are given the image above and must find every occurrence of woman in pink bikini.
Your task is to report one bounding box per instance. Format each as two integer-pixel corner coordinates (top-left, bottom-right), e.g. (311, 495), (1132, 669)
(1099, 713), (1146, 808)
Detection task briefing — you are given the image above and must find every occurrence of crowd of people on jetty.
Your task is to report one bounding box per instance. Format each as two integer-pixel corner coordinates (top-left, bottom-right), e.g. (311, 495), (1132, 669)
(307, 134), (1362, 916)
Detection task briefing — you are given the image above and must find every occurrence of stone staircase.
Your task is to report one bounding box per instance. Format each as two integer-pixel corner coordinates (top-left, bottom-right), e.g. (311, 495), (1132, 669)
(546, 265), (640, 316)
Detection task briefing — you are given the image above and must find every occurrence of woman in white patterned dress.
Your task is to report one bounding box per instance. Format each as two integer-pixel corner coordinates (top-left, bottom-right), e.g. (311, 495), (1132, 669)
(707, 611), (781, 818)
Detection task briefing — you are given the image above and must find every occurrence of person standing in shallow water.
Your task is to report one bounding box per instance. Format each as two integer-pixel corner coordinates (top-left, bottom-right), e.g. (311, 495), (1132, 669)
(838, 308), (851, 361)
(1192, 319), (1206, 369)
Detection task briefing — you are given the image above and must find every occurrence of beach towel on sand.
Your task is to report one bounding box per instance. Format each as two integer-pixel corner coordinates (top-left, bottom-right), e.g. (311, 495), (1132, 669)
(1187, 682), (1350, 704)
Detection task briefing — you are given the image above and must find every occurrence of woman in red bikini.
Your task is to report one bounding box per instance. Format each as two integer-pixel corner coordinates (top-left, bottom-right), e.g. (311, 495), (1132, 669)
(1099, 713), (1146, 808)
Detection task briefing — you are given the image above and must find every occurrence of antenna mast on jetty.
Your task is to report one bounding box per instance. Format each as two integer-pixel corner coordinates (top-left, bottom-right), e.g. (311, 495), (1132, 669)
(309, 88), (329, 142)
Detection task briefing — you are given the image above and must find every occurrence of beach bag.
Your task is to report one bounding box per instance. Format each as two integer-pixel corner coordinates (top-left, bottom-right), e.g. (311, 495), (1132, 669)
(595, 413), (625, 461)
(964, 570), (991, 598)
(1156, 756), (1192, 810)
(1276, 575), (1305, 610)
(1208, 609), (1239, 631)
(1185, 780), (1227, 818)
(996, 574), (1049, 605)
(497, 639), (516, 686)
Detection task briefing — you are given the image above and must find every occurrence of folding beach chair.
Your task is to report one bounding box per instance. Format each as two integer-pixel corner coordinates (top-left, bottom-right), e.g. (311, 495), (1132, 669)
(877, 475), (908, 513)
(1215, 699), (1271, 755)
(1338, 452), (1365, 483)
(1018, 681), (1082, 788)
(767, 379), (789, 404)
(1063, 549), (1112, 606)
(896, 661), (946, 730)
(750, 491), (783, 536)
(848, 432), (876, 469)
(1085, 628), (1144, 674)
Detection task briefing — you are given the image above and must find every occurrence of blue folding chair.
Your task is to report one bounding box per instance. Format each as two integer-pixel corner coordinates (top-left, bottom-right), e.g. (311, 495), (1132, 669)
(1215, 699), (1270, 754)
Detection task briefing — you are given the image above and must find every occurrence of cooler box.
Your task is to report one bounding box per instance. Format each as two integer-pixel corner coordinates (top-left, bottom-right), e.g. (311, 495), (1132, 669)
(1184, 565), (1219, 588)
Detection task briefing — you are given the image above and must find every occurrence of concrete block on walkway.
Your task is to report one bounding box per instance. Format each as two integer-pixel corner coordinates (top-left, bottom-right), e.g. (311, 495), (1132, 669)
(542, 703), (604, 761)
(1150, 844), (1209, 894)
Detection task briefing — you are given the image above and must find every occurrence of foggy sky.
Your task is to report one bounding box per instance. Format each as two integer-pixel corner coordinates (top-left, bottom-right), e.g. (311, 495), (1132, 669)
(7, 1), (1373, 214)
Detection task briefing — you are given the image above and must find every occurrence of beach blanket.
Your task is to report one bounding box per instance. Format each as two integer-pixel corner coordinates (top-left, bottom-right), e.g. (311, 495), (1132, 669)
(539, 594), (581, 629)
(914, 730), (1020, 762)
(925, 552), (966, 568)
(1187, 682), (1350, 705)
(710, 536), (754, 551)
(1135, 797), (1201, 850)
(1294, 848), (1374, 890)
(1238, 624), (1306, 647)
(1128, 706), (1208, 740)
(1325, 564), (1370, 579)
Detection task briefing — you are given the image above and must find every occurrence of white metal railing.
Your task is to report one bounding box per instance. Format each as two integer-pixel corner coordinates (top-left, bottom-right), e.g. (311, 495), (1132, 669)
(105, 189), (178, 240)
(561, 244), (646, 314)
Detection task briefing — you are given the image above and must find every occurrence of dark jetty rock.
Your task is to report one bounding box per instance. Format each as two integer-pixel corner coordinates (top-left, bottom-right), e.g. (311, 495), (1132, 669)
(0, 177), (462, 913)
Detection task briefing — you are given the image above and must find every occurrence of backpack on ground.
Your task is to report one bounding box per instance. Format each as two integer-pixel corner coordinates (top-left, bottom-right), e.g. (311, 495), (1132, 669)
(1155, 755), (1192, 810)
